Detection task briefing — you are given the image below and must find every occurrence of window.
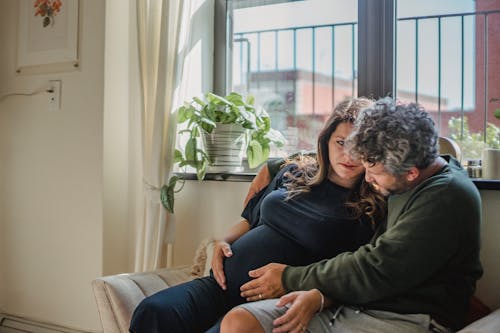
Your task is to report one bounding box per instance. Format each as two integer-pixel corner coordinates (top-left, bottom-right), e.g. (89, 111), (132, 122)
(395, 0), (500, 160)
(219, 0), (359, 155)
(216, 0), (500, 171)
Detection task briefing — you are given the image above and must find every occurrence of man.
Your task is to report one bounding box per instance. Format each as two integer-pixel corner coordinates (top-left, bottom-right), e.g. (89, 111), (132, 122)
(220, 97), (483, 333)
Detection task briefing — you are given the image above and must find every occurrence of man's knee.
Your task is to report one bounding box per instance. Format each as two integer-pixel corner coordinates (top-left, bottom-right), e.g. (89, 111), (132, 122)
(221, 307), (264, 333)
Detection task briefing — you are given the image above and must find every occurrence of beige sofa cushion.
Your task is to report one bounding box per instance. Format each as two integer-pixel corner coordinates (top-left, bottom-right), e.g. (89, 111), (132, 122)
(92, 267), (194, 333)
(92, 239), (216, 333)
(458, 308), (500, 333)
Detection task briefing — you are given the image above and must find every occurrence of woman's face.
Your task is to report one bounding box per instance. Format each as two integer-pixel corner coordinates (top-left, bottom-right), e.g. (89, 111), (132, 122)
(327, 121), (364, 188)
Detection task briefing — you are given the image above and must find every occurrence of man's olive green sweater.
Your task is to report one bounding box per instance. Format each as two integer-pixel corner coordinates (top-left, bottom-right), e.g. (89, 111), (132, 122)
(282, 157), (483, 330)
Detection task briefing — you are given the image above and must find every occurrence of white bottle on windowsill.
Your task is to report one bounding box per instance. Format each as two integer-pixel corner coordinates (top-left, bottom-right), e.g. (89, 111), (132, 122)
(482, 148), (500, 180)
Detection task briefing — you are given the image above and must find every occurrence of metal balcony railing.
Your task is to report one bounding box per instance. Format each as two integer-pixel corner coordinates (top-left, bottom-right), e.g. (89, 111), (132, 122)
(232, 9), (500, 147)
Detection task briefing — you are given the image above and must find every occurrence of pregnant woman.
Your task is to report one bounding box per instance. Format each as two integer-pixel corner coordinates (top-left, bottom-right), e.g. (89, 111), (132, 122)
(129, 97), (386, 333)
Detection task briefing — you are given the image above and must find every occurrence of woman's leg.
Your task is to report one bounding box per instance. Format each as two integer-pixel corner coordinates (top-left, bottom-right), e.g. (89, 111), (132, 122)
(220, 307), (265, 333)
(130, 276), (228, 333)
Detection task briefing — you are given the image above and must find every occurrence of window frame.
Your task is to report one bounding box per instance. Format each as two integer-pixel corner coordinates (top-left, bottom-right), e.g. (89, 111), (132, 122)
(215, 0), (396, 98)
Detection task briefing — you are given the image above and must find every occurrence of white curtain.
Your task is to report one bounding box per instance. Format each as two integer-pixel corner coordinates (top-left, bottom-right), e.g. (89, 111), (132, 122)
(134, 0), (189, 271)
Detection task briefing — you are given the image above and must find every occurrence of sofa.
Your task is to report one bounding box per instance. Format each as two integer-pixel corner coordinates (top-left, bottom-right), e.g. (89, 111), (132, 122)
(92, 238), (215, 333)
(92, 234), (500, 333)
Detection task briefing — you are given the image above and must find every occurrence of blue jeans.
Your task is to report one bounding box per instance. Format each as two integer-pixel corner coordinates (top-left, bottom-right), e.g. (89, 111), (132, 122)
(129, 275), (232, 333)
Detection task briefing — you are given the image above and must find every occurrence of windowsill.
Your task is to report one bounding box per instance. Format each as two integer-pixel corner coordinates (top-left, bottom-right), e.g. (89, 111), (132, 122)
(176, 172), (500, 190)
(176, 172), (256, 182)
(470, 179), (500, 190)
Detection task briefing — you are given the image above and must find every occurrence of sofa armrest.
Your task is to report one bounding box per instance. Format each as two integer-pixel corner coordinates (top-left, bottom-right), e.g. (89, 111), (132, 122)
(458, 308), (500, 333)
(92, 266), (194, 333)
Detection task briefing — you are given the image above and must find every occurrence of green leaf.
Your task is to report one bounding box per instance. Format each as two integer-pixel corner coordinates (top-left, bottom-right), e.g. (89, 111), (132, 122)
(203, 104), (218, 122)
(160, 183), (175, 214)
(196, 159), (208, 180)
(177, 105), (196, 124)
(240, 109), (257, 128)
(260, 114), (271, 132)
(247, 139), (264, 168)
(226, 92), (245, 106)
(193, 96), (206, 107)
(494, 108), (500, 119)
(168, 175), (181, 187)
(246, 95), (255, 106)
(199, 117), (217, 128)
(207, 92), (233, 106)
(174, 149), (183, 163)
(266, 128), (287, 146)
(201, 122), (215, 133)
(185, 137), (197, 162)
(177, 106), (187, 123)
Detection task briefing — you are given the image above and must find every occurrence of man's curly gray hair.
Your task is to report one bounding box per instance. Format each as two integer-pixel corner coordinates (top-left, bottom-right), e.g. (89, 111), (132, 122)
(345, 97), (439, 175)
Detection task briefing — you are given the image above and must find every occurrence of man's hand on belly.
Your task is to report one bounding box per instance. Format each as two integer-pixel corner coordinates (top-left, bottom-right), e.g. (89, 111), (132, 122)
(240, 263), (287, 301)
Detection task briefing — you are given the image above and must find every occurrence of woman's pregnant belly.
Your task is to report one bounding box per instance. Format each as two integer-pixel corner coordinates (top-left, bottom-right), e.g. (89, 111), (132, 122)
(222, 224), (313, 305)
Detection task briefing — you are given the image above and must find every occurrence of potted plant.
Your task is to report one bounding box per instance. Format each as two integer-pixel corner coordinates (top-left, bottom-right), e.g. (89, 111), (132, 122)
(160, 92), (286, 213)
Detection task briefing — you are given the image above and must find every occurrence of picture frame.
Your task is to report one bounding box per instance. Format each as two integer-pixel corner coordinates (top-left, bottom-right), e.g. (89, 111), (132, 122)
(17, 0), (79, 74)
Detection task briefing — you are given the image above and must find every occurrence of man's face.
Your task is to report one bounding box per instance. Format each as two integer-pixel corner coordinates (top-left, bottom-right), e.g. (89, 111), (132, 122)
(362, 162), (412, 196)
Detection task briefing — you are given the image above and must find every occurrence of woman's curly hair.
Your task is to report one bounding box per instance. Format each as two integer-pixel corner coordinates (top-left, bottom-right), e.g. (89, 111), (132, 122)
(282, 97), (387, 226)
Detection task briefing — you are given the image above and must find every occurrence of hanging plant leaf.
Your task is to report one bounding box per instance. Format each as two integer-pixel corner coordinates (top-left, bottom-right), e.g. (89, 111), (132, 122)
(494, 108), (500, 119)
(185, 137), (197, 162)
(160, 184), (175, 214)
(174, 149), (183, 163)
(247, 139), (264, 169)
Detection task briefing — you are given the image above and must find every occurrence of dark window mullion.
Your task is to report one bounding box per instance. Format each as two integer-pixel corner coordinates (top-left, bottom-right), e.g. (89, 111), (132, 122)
(357, 0), (395, 99)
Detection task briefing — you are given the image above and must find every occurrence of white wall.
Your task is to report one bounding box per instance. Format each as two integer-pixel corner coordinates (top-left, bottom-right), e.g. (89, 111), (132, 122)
(0, 117), (4, 313)
(173, 181), (250, 266)
(0, 24), (5, 308)
(0, 1), (11, 313)
(476, 190), (500, 310)
(0, 1), (105, 331)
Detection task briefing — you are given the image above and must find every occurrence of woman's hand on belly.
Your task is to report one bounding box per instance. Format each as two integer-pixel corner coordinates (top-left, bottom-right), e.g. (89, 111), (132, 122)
(211, 240), (234, 290)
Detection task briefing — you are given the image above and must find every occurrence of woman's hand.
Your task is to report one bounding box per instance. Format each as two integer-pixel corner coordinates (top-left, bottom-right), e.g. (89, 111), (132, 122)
(211, 240), (233, 290)
(211, 219), (251, 290)
(271, 289), (323, 333)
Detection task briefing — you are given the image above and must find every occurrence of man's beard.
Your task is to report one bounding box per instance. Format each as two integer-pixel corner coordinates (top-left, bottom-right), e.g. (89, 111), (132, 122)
(371, 175), (411, 196)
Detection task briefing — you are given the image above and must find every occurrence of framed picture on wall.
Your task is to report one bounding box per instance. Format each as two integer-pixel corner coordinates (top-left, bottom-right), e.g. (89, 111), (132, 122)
(16, 0), (79, 74)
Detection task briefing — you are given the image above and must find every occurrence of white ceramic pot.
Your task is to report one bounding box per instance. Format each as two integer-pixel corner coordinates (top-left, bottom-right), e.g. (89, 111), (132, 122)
(201, 123), (248, 172)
